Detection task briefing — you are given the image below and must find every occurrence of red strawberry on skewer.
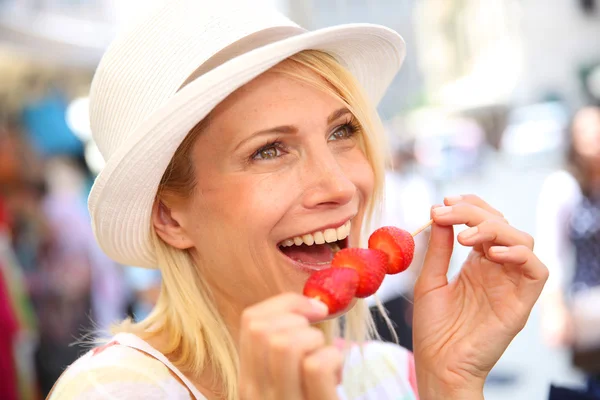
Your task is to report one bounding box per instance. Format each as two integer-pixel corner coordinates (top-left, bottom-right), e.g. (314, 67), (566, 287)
(331, 248), (388, 298)
(303, 267), (359, 314)
(368, 227), (415, 274)
(302, 220), (433, 315)
(368, 220), (433, 275)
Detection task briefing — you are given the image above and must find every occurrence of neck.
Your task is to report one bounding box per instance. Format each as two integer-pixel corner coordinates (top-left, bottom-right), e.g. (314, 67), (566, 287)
(585, 165), (600, 194)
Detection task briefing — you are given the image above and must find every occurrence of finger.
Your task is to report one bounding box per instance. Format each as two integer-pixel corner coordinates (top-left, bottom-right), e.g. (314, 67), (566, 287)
(302, 345), (344, 400)
(244, 314), (310, 336)
(240, 325), (267, 399)
(415, 205), (454, 298)
(487, 245), (549, 307)
(457, 220), (535, 250)
(240, 342), (267, 399)
(240, 315), (313, 400)
(270, 327), (325, 399)
(432, 202), (506, 228)
(240, 294), (326, 399)
(444, 194), (504, 218)
(241, 293), (328, 326)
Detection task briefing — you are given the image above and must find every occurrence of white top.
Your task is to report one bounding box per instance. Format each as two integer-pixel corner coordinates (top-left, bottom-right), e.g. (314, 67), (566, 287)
(48, 333), (419, 399)
(535, 170), (581, 291)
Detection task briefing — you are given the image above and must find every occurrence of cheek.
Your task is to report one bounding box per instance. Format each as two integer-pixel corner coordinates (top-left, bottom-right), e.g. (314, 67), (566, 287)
(192, 173), (298, 239)
(242, 176), (299, 230)
(345, 151), (375, 203)
(341, 151), (375, 245)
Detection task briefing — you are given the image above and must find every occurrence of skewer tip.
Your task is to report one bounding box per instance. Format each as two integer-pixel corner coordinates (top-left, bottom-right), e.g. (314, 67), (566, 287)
(411, 219), (433, 237)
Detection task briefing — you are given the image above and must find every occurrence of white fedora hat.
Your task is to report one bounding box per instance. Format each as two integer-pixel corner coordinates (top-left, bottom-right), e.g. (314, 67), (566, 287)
(88, 0), (406, 268)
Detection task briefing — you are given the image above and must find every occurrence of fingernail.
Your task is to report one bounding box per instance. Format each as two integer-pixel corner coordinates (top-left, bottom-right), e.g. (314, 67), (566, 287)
(433, 206), (452, 216)
(309, 298), (329, 314)
(491, 246), (509, 254)
(445, 195), (463, 203)
(460, 226), (478, 239)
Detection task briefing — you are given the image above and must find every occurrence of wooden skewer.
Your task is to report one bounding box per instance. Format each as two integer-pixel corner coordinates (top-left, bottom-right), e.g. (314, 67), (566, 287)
(411, 219), (433, 237)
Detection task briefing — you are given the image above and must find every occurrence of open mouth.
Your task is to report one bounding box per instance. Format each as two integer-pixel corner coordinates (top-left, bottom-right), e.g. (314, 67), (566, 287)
(277, 220), (351, 269)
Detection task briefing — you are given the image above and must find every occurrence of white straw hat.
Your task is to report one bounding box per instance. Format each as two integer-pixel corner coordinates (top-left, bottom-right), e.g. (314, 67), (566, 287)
(88, 0), (406, 268)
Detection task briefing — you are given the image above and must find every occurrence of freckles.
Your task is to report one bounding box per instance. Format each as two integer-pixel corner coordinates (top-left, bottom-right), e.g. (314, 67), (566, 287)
(345, 156), (374, 192)
(246, 173), (297, 217)
(254, 176), (286, 208)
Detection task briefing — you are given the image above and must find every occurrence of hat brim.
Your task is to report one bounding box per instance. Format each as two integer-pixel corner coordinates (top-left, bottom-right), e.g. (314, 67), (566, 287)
(89, 23), (406, 268)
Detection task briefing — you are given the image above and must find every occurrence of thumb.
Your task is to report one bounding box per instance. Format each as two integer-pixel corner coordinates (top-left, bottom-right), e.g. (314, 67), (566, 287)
(415, 205), (454, 297)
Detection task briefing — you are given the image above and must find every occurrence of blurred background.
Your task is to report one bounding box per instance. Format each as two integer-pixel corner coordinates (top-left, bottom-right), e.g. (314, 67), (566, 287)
(0, 0), (599, 399)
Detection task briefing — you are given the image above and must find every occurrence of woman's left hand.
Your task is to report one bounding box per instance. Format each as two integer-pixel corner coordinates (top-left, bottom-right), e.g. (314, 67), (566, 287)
(412, 195), (548, 399)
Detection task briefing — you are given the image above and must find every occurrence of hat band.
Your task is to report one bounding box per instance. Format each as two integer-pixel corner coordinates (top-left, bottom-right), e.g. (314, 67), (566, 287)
(179, 26), (306, 90)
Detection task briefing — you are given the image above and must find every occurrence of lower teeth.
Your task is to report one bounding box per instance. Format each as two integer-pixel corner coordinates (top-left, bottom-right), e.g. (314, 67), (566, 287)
(329, 242), (341, 253)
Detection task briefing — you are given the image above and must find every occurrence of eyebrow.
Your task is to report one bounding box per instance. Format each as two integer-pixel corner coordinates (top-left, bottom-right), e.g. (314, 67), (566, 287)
(234, 107), (352, 151)
(327, 107), (351, 124)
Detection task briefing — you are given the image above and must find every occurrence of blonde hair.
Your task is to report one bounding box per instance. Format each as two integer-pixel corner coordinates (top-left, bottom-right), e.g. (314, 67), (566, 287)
(112, 50), (390, 399)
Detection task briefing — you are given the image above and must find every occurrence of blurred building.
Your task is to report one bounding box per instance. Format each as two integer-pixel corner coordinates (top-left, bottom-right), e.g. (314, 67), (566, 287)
(289, 0), (424, 120)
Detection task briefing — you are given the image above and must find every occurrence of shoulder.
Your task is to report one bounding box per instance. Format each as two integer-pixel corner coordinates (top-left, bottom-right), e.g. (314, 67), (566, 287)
(537, 169), (582, 219)
(48, 340), (191, 400)
(340, 341), (418, 399)
(543, 169), (578, 187)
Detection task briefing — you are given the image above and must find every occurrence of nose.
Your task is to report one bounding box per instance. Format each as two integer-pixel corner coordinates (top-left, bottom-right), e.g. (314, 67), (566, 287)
(301, 150), (356, 210)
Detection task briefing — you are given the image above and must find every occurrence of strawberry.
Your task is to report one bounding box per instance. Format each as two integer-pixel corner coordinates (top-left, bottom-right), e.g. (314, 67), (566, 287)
(368, 226), (415, 274)
(303, 267), (359, 314)
(331, 248), (387, 298)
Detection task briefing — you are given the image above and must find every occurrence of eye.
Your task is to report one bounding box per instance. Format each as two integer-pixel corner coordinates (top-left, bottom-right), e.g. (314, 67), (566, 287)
(328, 120), (360, 141)
(252, 142), (283, 161)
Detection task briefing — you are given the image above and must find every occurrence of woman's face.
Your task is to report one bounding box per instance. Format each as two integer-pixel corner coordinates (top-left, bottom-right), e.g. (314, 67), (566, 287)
(572, 107), (600, 160)
(170, 69), (374, 311)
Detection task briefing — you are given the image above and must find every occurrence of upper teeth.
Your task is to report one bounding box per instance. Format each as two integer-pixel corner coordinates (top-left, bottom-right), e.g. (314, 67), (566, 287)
(280, 220), (351, 247)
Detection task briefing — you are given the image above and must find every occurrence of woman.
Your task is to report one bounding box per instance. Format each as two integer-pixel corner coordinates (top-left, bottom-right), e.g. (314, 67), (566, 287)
(537, 105), (600, 395)
(50, 1), (547, 399)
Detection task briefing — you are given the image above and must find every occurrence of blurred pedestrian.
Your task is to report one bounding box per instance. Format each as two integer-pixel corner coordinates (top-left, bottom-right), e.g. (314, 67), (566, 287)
(30, 156), (127, 396)
(0, 121), (40, 400)
(537, 105), (600, 394)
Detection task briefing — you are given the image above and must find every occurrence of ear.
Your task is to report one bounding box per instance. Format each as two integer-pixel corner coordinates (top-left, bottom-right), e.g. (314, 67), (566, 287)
(152, 199), (195, 250)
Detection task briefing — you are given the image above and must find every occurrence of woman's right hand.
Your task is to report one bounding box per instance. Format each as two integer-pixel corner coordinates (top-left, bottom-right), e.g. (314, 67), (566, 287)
(239, 293), (343, 400)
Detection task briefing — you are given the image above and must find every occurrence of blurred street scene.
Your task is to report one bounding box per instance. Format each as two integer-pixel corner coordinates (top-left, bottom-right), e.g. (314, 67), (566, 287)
(1, 0), (599, 399)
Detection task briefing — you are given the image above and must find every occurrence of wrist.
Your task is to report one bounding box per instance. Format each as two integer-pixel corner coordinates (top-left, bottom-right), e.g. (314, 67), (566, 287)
(416, 369), (485, 400)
